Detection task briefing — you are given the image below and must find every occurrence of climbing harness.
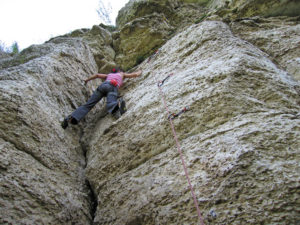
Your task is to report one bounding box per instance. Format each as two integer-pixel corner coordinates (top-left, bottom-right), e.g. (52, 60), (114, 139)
(109, 79), (118, 87)
(158, 73), (174, 87)
(154, 74), (205, 225)
(168, 106), (190, 120)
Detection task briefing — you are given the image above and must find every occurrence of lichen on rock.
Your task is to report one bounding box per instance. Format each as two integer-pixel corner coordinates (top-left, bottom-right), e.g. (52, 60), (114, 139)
(114, 0), (209, 70)
(50, 24), (117, 73)
(230, 16), (300, 81)
(85, 21), (300, 224)
(0, 38), (98, 224)
(1, 0), (300, 224)
(209, 0), (300, 20)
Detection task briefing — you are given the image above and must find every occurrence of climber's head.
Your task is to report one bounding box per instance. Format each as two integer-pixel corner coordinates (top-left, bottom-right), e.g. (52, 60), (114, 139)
(111, 67), (122, 73)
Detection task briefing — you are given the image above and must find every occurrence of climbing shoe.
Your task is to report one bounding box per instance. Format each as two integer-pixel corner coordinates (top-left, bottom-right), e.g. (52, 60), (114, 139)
(119, 97), (127, 115)
(61, 116), (71, 129)
(112, 110), (121, 119)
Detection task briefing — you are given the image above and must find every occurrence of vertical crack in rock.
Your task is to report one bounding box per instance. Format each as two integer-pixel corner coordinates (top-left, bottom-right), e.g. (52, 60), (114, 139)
(80, 139), (98, 224)
(84, 19), (300, 224)
(2, 1), (300, 224)
(0, 31), (105, 224)
(85, 179), (98, 223)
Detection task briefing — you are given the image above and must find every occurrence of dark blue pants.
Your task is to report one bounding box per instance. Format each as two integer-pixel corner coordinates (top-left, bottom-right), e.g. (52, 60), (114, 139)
(70, 81), (118, 123)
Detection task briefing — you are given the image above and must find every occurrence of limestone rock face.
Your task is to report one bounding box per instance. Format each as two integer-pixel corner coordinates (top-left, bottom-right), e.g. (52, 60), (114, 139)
(85, 21), (300, 224)
(230, 16), (300, 81)
(0, 51), (12, 60)
(209, 0), (300, 19)
(1, 1), (300, 224)
(114, 0), (300, 71)
(114, 13), (174, 70)
(0, 38), (98, 224)
(0, 44), (56, 70)
(116, 0), (181, 29)
(114, 0), (208, 70)
(230, 0), (300, 18)
(52, 25), (116, 73)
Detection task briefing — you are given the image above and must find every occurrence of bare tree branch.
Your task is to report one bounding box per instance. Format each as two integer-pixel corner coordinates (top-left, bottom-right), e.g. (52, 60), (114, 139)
(97, 0), (113, 25)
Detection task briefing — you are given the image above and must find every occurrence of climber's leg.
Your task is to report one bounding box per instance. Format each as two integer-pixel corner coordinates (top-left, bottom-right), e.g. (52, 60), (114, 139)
(118, 97), (127, 115)
(61, 84), (107, 129)
(70, 88), (104, 123)
(107, 91), (119, 114)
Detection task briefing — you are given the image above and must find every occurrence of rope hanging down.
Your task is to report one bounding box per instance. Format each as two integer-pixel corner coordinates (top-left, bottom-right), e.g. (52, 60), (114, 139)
(155, 74), (205, 225)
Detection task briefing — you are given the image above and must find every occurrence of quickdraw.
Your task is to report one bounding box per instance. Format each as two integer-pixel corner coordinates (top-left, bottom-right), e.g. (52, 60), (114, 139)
(168, 106), (190, 120)
(147, 49), (160, 63)
(158, 73), (174, 87)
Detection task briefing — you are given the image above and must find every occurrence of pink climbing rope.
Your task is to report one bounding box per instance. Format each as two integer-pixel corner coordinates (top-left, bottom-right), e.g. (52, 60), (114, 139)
(156, 77), (205, 225)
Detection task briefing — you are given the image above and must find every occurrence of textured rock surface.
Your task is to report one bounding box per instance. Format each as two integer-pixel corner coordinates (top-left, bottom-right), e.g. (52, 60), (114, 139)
(114, 0), (300, 70)
(0, 24), (115, 72)
(1, 0), (300, 224)
(230, 0), (300, 18)
(116, 0), (209, 28)
(0, 51), (12, 60)
(114, 0), (208, 70)
(116, 0), (181, 28)
(0, 38), (98, 224)
(230, 16), (300, 81)
(114, 13), (174, 70)
(85, 21), (300, 224)
(209, 0), (300, 19)
(51, 25), (116, 73)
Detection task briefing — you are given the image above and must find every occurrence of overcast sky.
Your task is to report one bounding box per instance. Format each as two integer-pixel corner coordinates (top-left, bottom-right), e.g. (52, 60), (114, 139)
(0, 0), (129, 50)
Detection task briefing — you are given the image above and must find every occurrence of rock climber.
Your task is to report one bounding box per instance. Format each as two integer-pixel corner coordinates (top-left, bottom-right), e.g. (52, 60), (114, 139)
(61, 68), (142, 129)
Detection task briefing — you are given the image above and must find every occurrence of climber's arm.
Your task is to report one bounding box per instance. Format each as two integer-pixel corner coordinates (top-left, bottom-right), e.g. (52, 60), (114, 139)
(84, 74), (107, 85)
(123, 70), (142, 79)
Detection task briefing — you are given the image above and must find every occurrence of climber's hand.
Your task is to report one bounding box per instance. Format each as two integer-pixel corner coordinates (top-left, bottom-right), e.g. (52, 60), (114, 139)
(136, 70), (142, 77)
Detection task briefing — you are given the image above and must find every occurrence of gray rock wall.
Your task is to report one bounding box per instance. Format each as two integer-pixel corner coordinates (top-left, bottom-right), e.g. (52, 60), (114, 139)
(1, 0), (300, 224)
(48, 25), (116, 73)
(209, 0), (300, 19)
(114, 0), (208, 70)
(230, 16), (300, 81)
(84, 21), (300, 224)
(0, 38), (98, 224)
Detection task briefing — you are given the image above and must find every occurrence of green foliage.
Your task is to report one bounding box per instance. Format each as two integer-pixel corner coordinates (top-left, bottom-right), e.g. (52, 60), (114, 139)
(0, 41), (9, 53)
(183, 0), (210, 6)
(11, 42), (19, 55)
(136, 55), (146, 65)
(99, 23), (117, 32)
(17, 55), (26, 64)
(0, 40), (20, 55)
(195, 14), (207, 24)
